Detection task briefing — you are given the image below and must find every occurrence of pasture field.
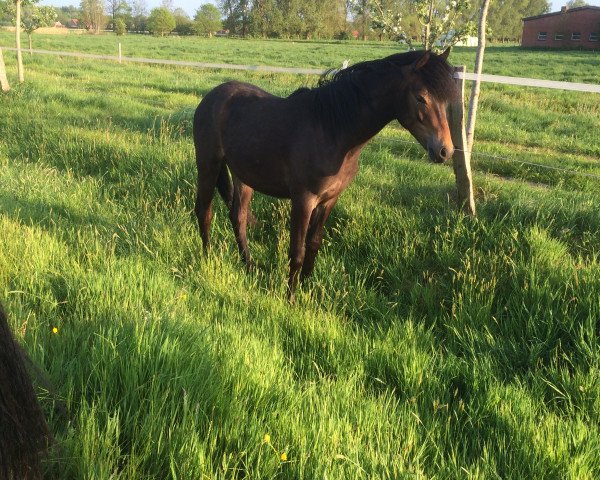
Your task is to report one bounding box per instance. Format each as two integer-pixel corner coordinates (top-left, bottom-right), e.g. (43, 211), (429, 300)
(0, 35), (599, 478)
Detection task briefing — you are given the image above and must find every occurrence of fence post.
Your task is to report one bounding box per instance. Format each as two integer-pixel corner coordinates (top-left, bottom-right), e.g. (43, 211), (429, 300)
(450, 65), (476, 215)
(118, 43), (122, 64)
(0, 47), (10, 92)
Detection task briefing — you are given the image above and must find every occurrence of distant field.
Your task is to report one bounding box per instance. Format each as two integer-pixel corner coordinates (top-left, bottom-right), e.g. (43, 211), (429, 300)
(0, 35), (599, 478)
(1, 30), (600, 81)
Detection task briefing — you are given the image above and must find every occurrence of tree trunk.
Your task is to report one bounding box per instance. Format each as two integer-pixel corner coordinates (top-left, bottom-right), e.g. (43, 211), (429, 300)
(29, 34), (33, 55)
(450, 66), (476, 215)
(466, 0), (491, 152)
(0, 47), (10, 92)
(15, 0), (24, 83)
(424, 0), (434, 50)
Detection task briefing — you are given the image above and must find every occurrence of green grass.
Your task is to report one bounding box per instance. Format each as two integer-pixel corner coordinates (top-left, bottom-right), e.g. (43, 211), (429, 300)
(0, 36), (599, 478)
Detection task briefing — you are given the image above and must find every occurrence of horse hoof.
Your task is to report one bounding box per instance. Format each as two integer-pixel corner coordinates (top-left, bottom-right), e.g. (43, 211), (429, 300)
(287, 291), (296, 305)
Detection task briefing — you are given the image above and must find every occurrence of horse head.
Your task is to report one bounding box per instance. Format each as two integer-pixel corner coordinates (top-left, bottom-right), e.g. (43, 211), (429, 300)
(397, 48), (456, 164)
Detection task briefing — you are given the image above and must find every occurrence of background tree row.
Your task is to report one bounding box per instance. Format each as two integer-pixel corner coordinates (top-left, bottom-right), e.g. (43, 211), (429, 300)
(1, 0), (553, 41)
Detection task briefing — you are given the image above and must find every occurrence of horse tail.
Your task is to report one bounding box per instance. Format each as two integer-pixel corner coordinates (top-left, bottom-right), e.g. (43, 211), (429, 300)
(0, 303), (51, 480)
(216, 163), (233, 209)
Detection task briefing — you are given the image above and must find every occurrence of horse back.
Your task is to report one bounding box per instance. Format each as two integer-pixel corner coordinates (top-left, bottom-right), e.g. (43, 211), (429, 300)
(193, 81), (280, 157)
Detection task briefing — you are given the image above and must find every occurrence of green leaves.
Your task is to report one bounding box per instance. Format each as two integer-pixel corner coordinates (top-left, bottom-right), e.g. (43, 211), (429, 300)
(147, 7), (176, 37)
(193, 3), (222, 36)
(21, 4), (57, 34)
(366, 0), (476, 49)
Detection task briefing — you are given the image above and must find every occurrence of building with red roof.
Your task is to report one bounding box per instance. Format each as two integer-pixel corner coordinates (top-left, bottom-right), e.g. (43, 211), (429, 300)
(522, 5), (600, 49)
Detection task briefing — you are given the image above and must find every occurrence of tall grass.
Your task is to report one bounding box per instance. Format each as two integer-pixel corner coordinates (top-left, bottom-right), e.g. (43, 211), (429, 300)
(0, 37), (598, 478)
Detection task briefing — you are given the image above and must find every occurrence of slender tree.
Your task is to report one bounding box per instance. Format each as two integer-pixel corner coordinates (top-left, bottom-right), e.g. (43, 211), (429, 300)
(466, 0), (491, 152)
(81, 0), (105, 33)
(21, 5), (57, 52)
(1, 0), (41, 81)
(15, 0), (24, 82)
(413, 0), (475, 50)
(367, 0), (474, 48)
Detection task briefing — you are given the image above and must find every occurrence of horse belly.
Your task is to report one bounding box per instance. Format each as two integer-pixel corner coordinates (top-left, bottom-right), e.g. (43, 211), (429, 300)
(305, 150), (360, 202)
(223, 117), (294, 198)
(225, 143), (292, 198)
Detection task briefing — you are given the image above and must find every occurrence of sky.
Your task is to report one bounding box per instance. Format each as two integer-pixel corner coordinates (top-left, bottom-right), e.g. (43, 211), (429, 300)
(38, 0), (600, 23)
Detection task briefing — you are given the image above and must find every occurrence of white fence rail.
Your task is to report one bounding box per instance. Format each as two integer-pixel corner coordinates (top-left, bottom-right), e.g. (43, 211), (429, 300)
(2, 46), (600, 93)
(1, 47), (325, 75)
(456, 71), (600, 93)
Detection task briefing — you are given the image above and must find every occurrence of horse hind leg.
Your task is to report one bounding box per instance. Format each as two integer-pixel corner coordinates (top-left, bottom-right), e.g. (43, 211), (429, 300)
(215, 163), (233, 211)
(229, 176), (254, 269)
(195, 154), (223, 252)
(215, 164), (258, 228)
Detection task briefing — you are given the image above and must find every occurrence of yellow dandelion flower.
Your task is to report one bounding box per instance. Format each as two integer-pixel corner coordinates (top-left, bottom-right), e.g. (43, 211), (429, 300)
(52, 327), (58, 334)
(280, 452), (287, 462)
(263, 434), (270, 444)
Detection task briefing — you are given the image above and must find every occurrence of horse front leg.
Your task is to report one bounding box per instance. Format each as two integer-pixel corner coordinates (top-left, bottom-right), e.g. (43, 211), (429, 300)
(288, 195), (316, 303)
(301, 198), (337, 281)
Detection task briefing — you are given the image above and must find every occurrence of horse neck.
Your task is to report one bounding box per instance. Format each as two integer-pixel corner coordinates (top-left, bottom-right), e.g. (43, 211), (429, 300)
(334, 72), (404, 149)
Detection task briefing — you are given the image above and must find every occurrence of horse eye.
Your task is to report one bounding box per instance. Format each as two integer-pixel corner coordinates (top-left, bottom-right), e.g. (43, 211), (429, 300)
(416, 95), (427, 105)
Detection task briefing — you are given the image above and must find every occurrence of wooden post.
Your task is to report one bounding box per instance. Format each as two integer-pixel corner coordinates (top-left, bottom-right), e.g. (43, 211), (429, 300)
(0, 47), (10, 92)
(449, 65), (476, 215)
(118, 43), (122, 64)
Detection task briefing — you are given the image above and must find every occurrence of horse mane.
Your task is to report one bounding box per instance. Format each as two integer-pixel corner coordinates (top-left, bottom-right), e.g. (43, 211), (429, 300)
(292, 50), (458, 136)
(318, 50), (458, 102)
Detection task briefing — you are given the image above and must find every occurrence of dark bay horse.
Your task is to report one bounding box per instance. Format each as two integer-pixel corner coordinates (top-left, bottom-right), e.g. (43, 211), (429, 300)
(193, 49), (458, 302)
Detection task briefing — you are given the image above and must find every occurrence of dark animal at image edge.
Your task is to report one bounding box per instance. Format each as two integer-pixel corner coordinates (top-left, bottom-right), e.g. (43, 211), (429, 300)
(193, 49), (458, 302)
(0, 304), (51, 480)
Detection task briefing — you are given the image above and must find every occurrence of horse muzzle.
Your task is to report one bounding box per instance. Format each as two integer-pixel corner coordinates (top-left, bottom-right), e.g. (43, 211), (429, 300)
(427, 143), (454, 164)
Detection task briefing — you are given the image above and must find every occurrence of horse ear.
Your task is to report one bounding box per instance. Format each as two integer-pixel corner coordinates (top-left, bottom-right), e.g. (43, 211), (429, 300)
(440, 47), (451, 60)
(413, 51), (430, 71)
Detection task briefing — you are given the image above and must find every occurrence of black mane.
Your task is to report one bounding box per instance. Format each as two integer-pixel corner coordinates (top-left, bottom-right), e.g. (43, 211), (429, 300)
(290, 50), (458, 135)
(317, 50), (458, 102)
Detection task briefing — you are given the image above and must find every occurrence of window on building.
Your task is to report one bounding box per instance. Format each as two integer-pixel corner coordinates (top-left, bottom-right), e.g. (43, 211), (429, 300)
(554, 33), (564, 40)
(590, 33), (599, 42)
(571, 32), (581, 40)
(538, 32), (547, 40)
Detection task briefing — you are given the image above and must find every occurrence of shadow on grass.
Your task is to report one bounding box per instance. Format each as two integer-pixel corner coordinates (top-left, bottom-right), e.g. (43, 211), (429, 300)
(0, 193), (112, 234)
